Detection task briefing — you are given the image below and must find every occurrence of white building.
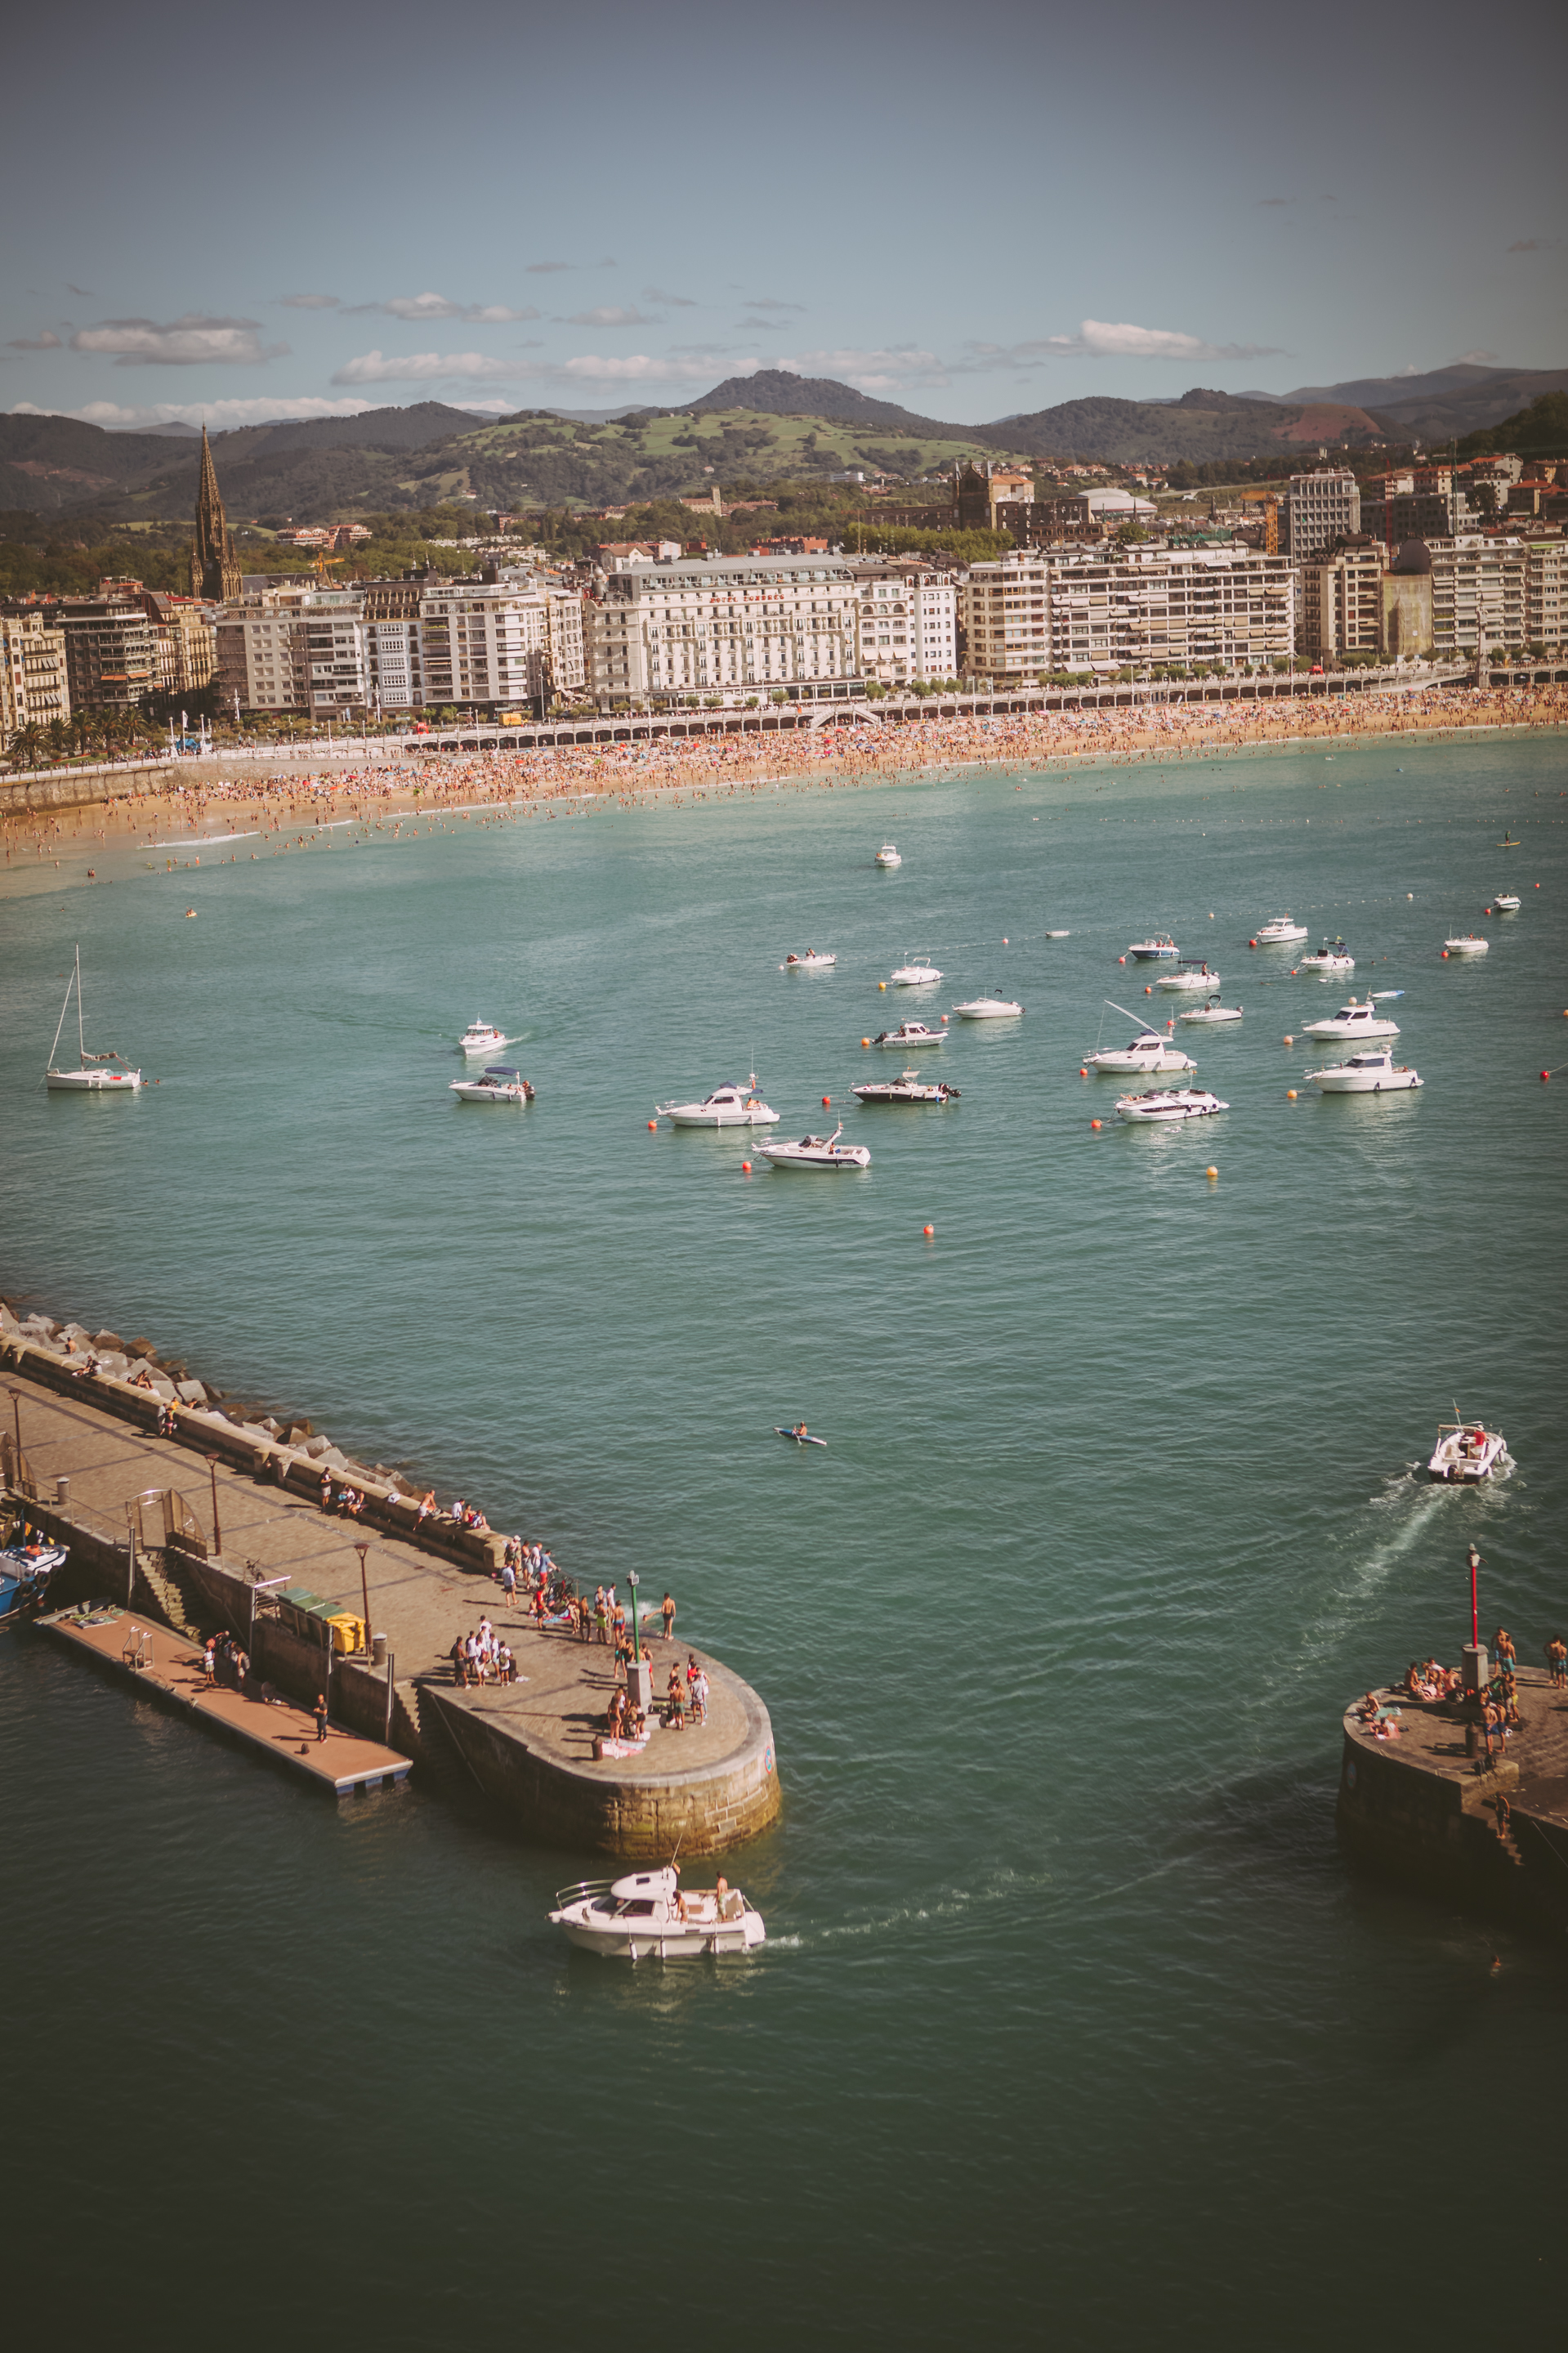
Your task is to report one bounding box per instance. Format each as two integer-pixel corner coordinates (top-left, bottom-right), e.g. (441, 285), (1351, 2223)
(409, 576), (583, 712)
(1284, 468), (1360, 562)
(851, 564), (958, 686)
(215, 604), (310, 714)
(587, 554), (860, 702)
(1425, 536), (1529, 660)
(961, 547), (1296, 677)
(1, 608), (70, 745)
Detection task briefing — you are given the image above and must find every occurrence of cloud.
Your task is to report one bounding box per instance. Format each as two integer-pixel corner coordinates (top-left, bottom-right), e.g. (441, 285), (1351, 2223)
(1506, 239), (1557, 253)
(281, 293), (342, 309)
(553, 351), (754, 385)
(7, 330), (61, 350)
(69, 315), (288, 367)
(12, 395), (379, 429)
(367, 291), (540, 323)
(66, 284), (93, 298)
(782, 347), (949, 392)
(644, 286), (696, 307)
(746, 297), (806, 313)
(969, 319), (1283, 365)
(331, 348), (523, 385)
(1450, 348), (1500, 365)
(736, 317), (784, 330)
(560, 305), (659, 327)
(526, 261), (572, 274)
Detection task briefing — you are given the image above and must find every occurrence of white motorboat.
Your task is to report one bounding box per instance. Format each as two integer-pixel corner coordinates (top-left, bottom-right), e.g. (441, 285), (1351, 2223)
(1085, 1004), (1195, 1074)
(889, 955), (942, 986)
(1427, 1419), (1508, 1483)
(1045, 929), (1070, 938)
(1301, 996), (1400, 1042)
(449, 1064), (534, 1103)
(1443, 933), (1489, 956)
(656, 1075), (780, 1128)
(759, 1124), (871, 1171)
(1179, 997), (1243, 1026)
(783, 951), (837, 970)
(44, 946), (142, 1093)
(870, 1020), (946, 1049)
(550, 1867), (766, 1960)
(1155, 960), (1222, 994)
(1127, 933), (1179, 960)
(1115, 1087), (1228, 1123)
(853, 1067), (958, 1103)
(1253, 916), (1309, 945)
(950, 994), (1023, 1019)
(1309, 1050), (1423, 1094)
(1298, 939), (1355, 974)
(1492, 893), (1521, 914)
(459, 1020), (508, 1058)
(875, 843), (902, 868)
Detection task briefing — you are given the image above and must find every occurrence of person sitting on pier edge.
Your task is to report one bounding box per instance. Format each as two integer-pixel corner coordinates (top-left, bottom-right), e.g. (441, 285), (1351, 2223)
(414, 1489), (435, 1527)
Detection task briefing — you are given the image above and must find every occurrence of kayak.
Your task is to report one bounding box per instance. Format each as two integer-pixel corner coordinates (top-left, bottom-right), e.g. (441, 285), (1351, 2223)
(774, 1428), (828, 1448)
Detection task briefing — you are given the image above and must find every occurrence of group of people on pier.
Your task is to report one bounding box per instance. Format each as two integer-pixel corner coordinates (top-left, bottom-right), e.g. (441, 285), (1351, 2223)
(450, 1617), (518, 1688)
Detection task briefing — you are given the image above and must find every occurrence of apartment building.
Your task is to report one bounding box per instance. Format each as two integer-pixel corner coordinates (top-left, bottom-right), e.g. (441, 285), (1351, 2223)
(1426, 536), (1529, 659)
(961, 548), (1295, 677)
(1284, 468), (1360, 561)
(1298, 537), (1387, 657)
(0, 608), (70, 746)
(51, 583), (158, 714)
(587, 555), (860, 701)
(850, 564), (958, 685)
(216, 606), (308, 713)
(413, 576), (584, 712)
(300, 593), (371, 716)
(1523, 535), (1565, 649)
(144, 593), (217, 698)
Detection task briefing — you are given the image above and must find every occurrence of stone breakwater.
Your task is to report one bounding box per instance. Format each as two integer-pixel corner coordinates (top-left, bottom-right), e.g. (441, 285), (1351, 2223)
(1, 1299), (782, 1859)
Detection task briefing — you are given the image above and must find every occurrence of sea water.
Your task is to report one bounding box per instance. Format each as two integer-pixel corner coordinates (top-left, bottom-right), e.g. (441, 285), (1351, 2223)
(2, 736), (1565, 2348)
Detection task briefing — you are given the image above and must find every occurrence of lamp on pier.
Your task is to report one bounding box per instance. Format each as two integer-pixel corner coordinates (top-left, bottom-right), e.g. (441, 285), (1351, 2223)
(626, 1568), (650, 1712)
(205, 1454), (223, 1558)
(1461, 1543), (1487, 1693)
(355, 1541), (372, 1655)
(7, 1386), (20, 1465)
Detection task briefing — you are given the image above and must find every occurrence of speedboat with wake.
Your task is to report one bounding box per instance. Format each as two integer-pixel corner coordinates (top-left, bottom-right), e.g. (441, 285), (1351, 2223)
(1309, 1049), (1422, 1094)
(1179, 997), (1243, 1026)
(1298, 939), (1354, 974)
(656, 1076), (779, 1128)
(550, 1868), (766, 1960)
(1084, 1004), (1195, 1074)
(1301, 995), (1400, 1042)
(1427, 1417), (1508, 1483)
(950, 993), (1022, 1019)
(888, 955), (941, 986)
(870, 1020), (946, 1049)
(758, 1124), (870, 1171)
(45, 946), (141, 1093)
(782, 951), (837, 970)
(1253, 916), (1308, 945)
(1115, 1087), (1228, 1124)
(853, 1067), (958, 1103)
(450, 1065), (534, 1103)
(1126, 933), (1179, 961)
(459, 1019), (508, 1058)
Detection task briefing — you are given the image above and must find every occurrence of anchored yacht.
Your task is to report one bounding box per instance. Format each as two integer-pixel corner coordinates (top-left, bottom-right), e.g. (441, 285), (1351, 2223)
(1309, 1050), (1422, 1094)
(1126, 933), (1179, 960)
(1115, 1087), (1228, 1123)
(889, 955), (942, 986)
(1086, 1023), (1195, 1074)
(44, 946), (142, 1093)
(1301, 996), (1400, 1042)
(550, 1868), (766, 1960)
(950, 993), (1023, 1019)
(759, 1124), (871, 1171)
(870, 1020), (946, 1049)
(656, 1076), (780, 1128)
(1254, 916), (1309, 945)
(853, 1067), (959, 1103)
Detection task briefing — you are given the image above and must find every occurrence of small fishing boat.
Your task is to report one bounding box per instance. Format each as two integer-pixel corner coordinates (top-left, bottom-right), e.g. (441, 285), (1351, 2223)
(1309, 1050), (1423, 1094)
(1492, 894), (1521, 914)
(1254, 916), (1309, 945)
(875, 843), (902, 868)
(950, 994), (1022, 1019)
(889, 955), (942, 986)
(550, 1868), (766, 1960)
(853, 1067), (958, 1103)
(1115, 1087), (1229, 1123)
(1045, 929), (1070, 939)
(758, 1124), (871, 1171)
(1126, 933), (1179, 960)
(656, 1076), (779, 1128)
(774, 1425), (828, 1447)
(783, 951), (837, 970)
(44, 946), (141, 1093)
(459, 1020), (508, 1058)
(449, 1065), (534, 1103)
(0, 1537), (68, 1623)
(1301, 996), (1400, 1042)
(1155, 960), (1222, 993)
(1427, 1418), (1508, 1483)
(1443, 933), (1489, 956)
(1298, 939), (1355, 974)
(870, 1021), (946, 1051)
(1178, 997), (1243, 1026)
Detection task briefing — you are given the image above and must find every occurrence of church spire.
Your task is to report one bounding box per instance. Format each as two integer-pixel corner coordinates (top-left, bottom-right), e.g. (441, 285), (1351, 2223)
(190, 424), (241, 602)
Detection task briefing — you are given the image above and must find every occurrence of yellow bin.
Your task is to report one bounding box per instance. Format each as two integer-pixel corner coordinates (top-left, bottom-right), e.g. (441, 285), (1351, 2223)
(327, 1612), (365, 1654)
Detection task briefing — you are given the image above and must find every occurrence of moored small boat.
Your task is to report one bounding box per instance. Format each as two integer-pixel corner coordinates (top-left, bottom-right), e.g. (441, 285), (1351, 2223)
(889, 955), (941, 986)
(1114, 1087), (1228, 1123)
(550, 1867), (766, 1959)
(759, 1124), (871, 1171)
(950, 994), (1023, 1019)
(1443, 933), (1489, 956)
(657, 1076), (780, 1128)
(1301, 996), (1400, 1042)
(783, 951), (838, 970)
(853, 1067), (958, 1103)
(1155, 960), (1222, 993)
(449, 1064), (535, 1103)
(1309, 1050), (1423, 1094)
(875, 843), (902, 867)
(1178, 997), (1243, 1026)
(1298, 939), (1355, 974)
(0, 1538), (68, 1623)
(1127, 933), (1179, 960)
(870, 1021), (946, 1049)
(1491, 894), (1521, 914)
(1253, 916), (1308, 946)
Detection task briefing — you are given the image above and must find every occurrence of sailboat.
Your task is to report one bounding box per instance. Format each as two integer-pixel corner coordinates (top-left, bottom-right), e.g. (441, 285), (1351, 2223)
(45, 947), (142, 1092)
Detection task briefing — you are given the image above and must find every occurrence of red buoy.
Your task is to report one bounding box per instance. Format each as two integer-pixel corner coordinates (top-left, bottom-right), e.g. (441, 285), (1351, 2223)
(741, 1159), (753, 1171)
(1543, 1072), (1551, 1084)
(1441, 948), (1450, 957)
(822, 1095), (830, 1107)
(1079, 1067), (1088, 1077)
(922, 1223), (934, 1237)
(1249, 938), (1258, 948)
(647, 1119), (657, 1130)
(1090, 1117), (1102, 1130)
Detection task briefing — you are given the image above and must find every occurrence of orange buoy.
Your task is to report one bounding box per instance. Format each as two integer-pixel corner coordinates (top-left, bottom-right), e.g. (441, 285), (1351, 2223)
(1145, 984), (1152, 994)
(1205, 1165), (1218, 1179)
(741, 1159), (753, 1172)
(922, 1223), (934, 1237)
(647, 1119), (656, 1130)
(1283, 1034), (1293, 1045)
(1118, 955), (1126, 964)
(822, 1096), (830, 1107)
(1003, 937), (1008, 944)
(1484, 907), (1492, 915)
(1090, 1117), (1102, 1130)
(1287, 1089), (1298, 1099)
(1079, 1066), (1088, 1076)
(878, 980), (887, 991)
(862, 1036), (871, 1048)
(940, 1013), (949, 1023)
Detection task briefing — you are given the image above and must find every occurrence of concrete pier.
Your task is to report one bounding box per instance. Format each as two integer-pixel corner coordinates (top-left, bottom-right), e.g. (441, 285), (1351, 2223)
(2, 1350), (780, 1858)
(1336, 1668), (1568, 1932)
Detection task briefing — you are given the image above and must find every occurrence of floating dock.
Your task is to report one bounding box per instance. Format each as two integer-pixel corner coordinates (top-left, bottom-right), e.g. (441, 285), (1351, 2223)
(38, 1604), (411, 1797)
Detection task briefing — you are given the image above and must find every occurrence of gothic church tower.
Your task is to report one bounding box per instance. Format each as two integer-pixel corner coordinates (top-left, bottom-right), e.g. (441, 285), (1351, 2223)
(190, 425), (242, 601)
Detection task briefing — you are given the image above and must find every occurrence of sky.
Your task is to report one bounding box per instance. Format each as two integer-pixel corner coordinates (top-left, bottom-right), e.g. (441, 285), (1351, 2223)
(2, 0), (1562, 433)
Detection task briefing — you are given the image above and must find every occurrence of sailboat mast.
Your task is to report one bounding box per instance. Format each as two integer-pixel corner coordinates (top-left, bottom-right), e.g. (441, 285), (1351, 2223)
(76, 945), (85, 1063)
(47, 952), (77, 1075)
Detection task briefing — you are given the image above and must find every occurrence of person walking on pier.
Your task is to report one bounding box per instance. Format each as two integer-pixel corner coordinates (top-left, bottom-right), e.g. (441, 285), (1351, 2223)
(314, 1692), (328, 1743)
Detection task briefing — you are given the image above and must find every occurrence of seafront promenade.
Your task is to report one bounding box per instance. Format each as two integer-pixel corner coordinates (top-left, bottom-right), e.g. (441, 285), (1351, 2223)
(2, 1335), (780, 1857)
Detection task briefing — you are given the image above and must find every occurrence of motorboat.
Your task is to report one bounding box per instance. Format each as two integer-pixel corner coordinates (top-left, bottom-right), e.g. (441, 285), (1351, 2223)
(875, 843), (902, 868)
(950, 994), (1023, 1019)
(870, 1021), (946, 1049)
(1301, 996), (1400, 1042)
(1086, 1031), (1196, 1075)
(449, 1064), (534, 1103)
(1126, 933), (1179, 960)
(656, 1075), (780, 1128)
(1443, 933), (1489, 956)
(1155, 960), (1222, 994)
(783, 951), (837, 970)
(459, 1020), (508, 1058)
(1298, 939), (1355, 974)
(1427, 1419), (1508, 1483)
(550, 1867), (766, 1960)
(44, 946), (141, 1093)
(758, 1124), (871, 1171)
(1115, 1087), (1228, 1123)
(1045, 929), (1070, 938)
(0, 1538), (68, 1623)
(889, 955), (941, 986)
(1309, 1050), (1423, 1094)
(1179, 997), (1243, 1026)
(1492, 894), (1521, 914)
(1254, 916), (1308, 945)
(853, 1067), (959, 1103)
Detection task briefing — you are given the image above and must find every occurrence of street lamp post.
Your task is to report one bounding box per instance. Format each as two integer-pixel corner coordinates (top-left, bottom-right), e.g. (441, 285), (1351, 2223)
(355, 1541), (372, 1655)
(206, 1454), (223, 1558)
(7, 1386), (21, 1477)
(1462, 1543), (1487, 1693)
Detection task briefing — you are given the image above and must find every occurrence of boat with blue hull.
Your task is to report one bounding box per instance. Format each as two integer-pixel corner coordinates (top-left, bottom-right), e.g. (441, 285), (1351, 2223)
(0, 1538), (68, 1624)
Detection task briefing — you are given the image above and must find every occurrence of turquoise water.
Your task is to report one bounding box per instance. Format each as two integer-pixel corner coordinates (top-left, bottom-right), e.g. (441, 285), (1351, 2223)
(2, 738), (1566, 2349)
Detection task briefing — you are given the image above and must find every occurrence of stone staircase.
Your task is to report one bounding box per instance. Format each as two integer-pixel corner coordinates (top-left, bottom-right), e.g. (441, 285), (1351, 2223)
(132, 1546), (197, 1638)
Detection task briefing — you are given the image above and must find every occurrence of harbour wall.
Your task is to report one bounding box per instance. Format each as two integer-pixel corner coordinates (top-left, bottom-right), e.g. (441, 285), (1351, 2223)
(1335, 1720), (1568, 1935)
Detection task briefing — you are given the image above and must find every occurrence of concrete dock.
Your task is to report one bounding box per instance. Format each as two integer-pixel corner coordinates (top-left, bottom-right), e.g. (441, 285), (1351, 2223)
(39, 1604), (411, 1796)
(1337, 1666), (1568, 1932)
(1, 1349), (780, 1856)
